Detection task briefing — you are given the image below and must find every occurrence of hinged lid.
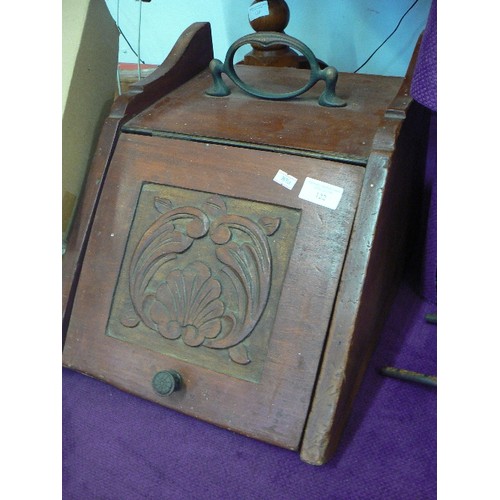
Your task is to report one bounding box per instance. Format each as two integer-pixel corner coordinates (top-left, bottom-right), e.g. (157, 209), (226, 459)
(123, 65), (403, 165)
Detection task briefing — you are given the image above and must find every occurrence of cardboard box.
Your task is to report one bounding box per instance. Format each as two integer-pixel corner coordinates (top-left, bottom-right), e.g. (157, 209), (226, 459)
(62, 0), (118, 241)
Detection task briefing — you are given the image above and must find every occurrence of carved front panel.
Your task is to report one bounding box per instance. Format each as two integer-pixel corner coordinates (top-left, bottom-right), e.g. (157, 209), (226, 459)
(63, 134), (366, 449)
(107, 183), (301, 382)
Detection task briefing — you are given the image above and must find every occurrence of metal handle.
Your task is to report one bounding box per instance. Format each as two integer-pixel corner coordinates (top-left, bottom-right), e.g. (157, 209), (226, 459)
(152, 370), (183, 396)
(205, 32), (346, 108)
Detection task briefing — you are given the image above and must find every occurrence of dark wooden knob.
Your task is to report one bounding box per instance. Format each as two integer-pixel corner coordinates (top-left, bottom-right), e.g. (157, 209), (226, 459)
(249, 0), (290, 33)
(244, 1), (311, 68)
(152, 370), (183, 395)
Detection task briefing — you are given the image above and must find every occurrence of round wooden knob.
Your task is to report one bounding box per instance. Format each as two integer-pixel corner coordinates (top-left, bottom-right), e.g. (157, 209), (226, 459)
(244, 1), (308, 68)
(249, 0), (290, 33)
(152, 370), (183, 396)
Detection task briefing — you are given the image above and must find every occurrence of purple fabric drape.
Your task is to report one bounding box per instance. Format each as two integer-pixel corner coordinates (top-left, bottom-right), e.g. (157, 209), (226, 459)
(411, 0), (437, 113)
(411, 0), (437, 305)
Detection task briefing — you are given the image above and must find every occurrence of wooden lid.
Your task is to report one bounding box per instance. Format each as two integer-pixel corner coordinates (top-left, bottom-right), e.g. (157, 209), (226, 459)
(124, 65), (403, 165)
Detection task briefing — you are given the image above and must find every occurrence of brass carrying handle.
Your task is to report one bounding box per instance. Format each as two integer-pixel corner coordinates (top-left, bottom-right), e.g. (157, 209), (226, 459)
(205, 32), (346, 108)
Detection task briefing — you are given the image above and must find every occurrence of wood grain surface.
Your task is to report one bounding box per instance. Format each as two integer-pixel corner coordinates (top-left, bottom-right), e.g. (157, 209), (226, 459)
(300, 35), (429, 465)
(63, 135), (364, 450)
(62, 23), (428, 464)
(124, 66), (402, 164)
(63, 22), (214, 341)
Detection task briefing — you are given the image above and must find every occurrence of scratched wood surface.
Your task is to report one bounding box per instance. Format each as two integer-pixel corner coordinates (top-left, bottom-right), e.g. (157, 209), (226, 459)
(124, 66), (402, 164)
(62, 135), (364, 450)
(300, 35), (429, 465)
(62, 22), (214, 341)
(62, 21), (427, 464)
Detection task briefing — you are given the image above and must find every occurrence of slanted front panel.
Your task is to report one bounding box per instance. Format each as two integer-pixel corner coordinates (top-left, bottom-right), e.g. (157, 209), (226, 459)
(63, 134), (364, 450)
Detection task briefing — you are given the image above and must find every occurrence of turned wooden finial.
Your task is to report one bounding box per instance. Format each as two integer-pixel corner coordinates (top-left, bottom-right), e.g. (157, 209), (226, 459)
(243, 0), (307, 68)
(248, 0), (290, 33)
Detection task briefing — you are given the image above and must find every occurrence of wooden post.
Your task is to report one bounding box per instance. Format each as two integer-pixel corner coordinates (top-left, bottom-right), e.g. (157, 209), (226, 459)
(243, 0), (308, 68)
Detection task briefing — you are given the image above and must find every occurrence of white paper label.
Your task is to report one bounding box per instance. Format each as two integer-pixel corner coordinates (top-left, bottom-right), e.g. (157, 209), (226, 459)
(248, 1), (269, 22)
(299, 177), (344, 210)
(273, 169), (298, 190)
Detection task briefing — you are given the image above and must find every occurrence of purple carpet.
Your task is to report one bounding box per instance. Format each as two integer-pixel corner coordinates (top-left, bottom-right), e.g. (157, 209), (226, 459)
(63, 3), (437, 497)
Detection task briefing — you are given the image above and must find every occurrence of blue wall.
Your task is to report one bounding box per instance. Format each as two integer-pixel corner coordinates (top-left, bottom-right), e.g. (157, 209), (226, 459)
(105, 0), (432, 76)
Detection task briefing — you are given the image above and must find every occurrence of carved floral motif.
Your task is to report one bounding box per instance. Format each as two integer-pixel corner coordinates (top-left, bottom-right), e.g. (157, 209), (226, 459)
(147, 262), (224, 346)
(119, 193), (281, 365)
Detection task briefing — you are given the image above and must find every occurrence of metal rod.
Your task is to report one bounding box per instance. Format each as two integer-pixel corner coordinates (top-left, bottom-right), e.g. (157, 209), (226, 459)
(425, 313), (437, 324)
(379, 366), (437, 387)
